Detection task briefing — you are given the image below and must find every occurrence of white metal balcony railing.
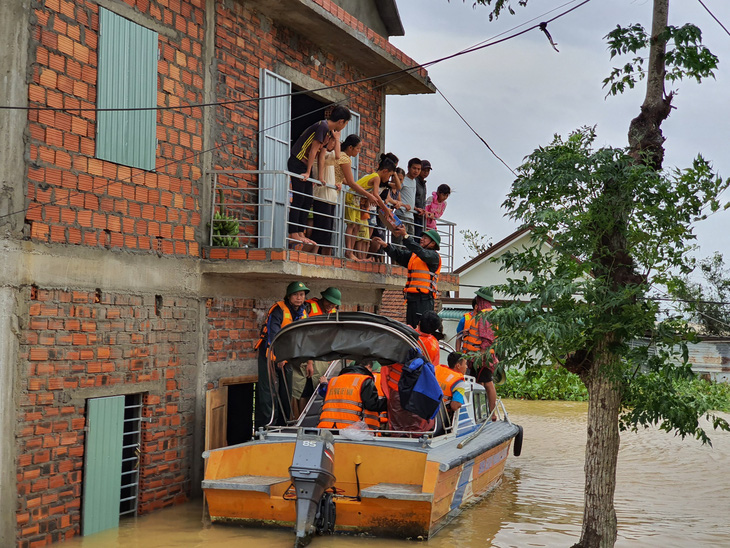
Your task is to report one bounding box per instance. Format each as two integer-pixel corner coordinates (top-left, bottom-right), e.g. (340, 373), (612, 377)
(207, 170), (456, 272)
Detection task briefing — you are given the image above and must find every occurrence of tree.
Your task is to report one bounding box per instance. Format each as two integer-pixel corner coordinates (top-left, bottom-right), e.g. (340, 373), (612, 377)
(672, 252), (730, 336)
(459, 228), (492, 258)
(469, 1), (728, 547)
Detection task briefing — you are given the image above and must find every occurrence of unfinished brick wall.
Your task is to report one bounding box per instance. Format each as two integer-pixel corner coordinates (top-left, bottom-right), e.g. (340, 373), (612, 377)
(206, 297), (260, 362)
(26, 0), (204, 256)
(16, 287), (198, 547)
(212, 1), (386, 224)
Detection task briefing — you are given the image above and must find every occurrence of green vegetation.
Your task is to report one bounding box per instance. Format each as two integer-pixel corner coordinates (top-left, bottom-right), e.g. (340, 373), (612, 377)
(499, 366), (588, 401)
(672, 377), (730, 414)
(500, 366), (730, 413)
(212, 189), (240, 247)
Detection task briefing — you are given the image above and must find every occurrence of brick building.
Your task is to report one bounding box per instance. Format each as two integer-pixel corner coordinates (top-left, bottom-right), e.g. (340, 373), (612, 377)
(0, 1), (457, 545)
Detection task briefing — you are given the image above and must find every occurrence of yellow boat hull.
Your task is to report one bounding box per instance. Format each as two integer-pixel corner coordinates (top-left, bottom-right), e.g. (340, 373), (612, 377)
(203, 425), (516, 539)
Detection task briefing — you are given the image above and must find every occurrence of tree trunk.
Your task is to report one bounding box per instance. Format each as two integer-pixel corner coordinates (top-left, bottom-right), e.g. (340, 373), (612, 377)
(573, 338), (622, 548)
(628, 0), (670, 169)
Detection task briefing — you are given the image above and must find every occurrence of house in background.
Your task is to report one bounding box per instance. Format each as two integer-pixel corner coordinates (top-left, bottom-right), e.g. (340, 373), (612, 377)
(439, 227), (546, 344)
(0, 1), (458, 545)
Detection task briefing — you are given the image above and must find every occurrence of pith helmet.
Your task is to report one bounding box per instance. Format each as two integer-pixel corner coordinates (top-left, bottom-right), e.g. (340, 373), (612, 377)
(286, 281), (310, 297)
(321, 287), (341, 306)
(421, 229), (441, 250)
(475, 286), (494, 302)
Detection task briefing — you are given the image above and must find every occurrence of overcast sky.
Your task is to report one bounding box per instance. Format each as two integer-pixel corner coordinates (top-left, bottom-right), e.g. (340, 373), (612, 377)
(385, 0), (730, 273)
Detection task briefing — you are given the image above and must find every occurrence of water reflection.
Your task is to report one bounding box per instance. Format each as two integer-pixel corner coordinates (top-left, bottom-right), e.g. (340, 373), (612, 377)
(63, 400), (730, 547)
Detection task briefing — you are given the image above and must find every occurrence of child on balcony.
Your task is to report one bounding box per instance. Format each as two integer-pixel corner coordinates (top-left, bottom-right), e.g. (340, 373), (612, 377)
(424, 184), (451, 230)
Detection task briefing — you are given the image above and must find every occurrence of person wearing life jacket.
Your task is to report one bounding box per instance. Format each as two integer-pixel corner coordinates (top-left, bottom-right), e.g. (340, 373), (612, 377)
(439, 352), (468, 413)
(291, 287), (343, 418)
(380, 311), (443, 435)
(417, 310), (444, 366)
(305, 287), (341, 317)
(455, 298), (477, 353)
(254, 281), (310, 430)
(371, 365), (388, 428)
(317, 361), (386, 431)
(372, 227), (441, 328)
(461, 286), (499, 421)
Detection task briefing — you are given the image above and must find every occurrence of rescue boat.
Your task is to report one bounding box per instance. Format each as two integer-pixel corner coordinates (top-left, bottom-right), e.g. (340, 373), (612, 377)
(202, 312), (522, 545)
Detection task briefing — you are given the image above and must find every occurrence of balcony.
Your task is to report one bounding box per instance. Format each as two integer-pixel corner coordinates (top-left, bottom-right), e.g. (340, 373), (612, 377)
(201, 170), (458, 292)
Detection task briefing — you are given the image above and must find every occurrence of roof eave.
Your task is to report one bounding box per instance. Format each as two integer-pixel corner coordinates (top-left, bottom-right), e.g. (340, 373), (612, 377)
(252, 0), (435, 95)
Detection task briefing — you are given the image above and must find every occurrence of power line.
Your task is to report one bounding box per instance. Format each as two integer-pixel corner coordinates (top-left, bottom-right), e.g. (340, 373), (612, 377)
(0, 0), (592, 115)
(436, 87), (517, 177)
(3, 68), (409, 223)
(2, 0), (594, 221)
(697, 0), (730, 38)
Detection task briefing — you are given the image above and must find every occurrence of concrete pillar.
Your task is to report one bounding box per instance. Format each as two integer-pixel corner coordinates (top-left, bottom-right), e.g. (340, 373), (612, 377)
(0, 0), (31, 235)
(0, 287), (19, 545)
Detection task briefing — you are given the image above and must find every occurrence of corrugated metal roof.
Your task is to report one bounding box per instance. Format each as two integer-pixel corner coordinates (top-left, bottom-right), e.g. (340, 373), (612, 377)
(439, 309), (469, 320)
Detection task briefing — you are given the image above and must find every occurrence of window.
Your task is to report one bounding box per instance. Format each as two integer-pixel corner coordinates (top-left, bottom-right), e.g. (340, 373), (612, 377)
(341, 111), (360, 179)
(96, 8), (158, 171)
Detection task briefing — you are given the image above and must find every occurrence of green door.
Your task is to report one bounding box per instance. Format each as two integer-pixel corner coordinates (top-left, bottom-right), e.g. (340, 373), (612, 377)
(83, 396), (124, 536)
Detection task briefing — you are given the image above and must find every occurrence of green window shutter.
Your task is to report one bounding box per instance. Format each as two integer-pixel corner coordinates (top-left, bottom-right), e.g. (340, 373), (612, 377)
(82, 396), (124, 536)
(96, 8), (158, 171)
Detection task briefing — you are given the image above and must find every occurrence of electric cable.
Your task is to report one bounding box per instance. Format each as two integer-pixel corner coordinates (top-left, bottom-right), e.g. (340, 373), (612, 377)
(0, 0), (593, 114)
(696, 0), (730, 38)
(1, 60), (414, 222)
(0, 0), (594, 221)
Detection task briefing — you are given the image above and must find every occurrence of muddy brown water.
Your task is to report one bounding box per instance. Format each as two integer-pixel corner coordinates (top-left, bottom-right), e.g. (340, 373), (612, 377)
(63, 400), (730, 547)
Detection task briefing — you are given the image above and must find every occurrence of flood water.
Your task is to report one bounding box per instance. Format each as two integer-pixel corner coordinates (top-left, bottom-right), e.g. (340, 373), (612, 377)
(63, 400), (730, 547)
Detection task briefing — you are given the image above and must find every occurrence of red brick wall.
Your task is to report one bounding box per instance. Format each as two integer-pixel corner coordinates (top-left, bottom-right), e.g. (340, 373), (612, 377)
(26, 0), (204, 256)
(206, 297), (259, 362)
(16, 287), (197, 546)
(205, 296), (379, 365)
(212, 2), (385, 221)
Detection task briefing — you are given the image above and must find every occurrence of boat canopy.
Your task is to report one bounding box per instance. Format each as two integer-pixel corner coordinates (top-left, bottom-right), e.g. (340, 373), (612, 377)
(270, 312), (421, 365)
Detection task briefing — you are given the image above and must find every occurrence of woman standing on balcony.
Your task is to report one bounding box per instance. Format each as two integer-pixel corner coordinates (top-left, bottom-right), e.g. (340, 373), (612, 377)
(310, 132), (340, 255)
(343, 154), (394, 261)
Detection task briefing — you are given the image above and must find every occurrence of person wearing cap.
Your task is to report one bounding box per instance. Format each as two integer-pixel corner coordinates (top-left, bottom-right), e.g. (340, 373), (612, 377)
(254, 281), (311, 429)
(290, 287), (342, 416)
(413, 159), (432, 238)
(305, 287), (341, 317)
(372, 225), (442, 328)
(461, 286), (499, 420)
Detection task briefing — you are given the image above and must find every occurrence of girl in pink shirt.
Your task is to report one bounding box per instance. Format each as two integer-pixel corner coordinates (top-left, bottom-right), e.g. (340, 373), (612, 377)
(424, 184), (450, 229)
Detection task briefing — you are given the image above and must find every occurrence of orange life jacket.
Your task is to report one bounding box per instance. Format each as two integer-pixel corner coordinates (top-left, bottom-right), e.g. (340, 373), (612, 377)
(435, 365), (464, 402)
(318, 373), (380, 430)
(384, 363), (403, 393)
(404, 253), (441, 295)
(462, 308), (496, 356)
(370, 372), (388, 426)
(306, 298), (323, 317)
(254, 301), (308, 358)
(418, 332), (441, 366)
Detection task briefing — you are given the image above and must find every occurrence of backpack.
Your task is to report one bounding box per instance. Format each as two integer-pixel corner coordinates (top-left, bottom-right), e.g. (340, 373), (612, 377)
(398, 356), (443, 420)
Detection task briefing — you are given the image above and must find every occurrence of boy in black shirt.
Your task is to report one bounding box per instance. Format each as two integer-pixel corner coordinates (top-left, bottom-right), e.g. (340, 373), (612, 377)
(287, 106), (351, 245)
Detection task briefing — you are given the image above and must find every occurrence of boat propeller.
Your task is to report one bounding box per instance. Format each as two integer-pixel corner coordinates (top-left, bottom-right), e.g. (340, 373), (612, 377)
(289, 429), (337, 547)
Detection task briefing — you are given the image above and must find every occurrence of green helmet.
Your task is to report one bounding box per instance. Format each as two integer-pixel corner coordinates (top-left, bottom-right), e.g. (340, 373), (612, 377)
(421, 229), (441, 250)
(286, 281), (310, 297)
(321, 287), (341, 306)
(475, 286), (494, 302)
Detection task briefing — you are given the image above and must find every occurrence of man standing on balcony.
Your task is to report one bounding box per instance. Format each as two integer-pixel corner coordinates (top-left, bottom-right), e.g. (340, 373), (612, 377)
(372, 226), (441, 328)
(413, 159), (431, 237)
(287, 106), (351, 246)
(396, 158), (420, 238)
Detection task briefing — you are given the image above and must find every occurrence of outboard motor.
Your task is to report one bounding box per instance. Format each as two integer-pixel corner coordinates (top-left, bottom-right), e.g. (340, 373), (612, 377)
(289, 429), (336, 546)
